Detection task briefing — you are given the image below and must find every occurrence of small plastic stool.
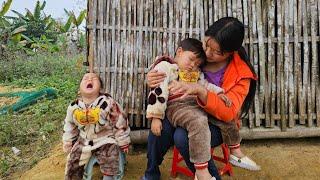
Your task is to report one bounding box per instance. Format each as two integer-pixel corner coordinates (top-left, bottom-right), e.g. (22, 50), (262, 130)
(211, 144), (233, 176)
(83, 151), (127, 180)
(170, 144), (233, 178)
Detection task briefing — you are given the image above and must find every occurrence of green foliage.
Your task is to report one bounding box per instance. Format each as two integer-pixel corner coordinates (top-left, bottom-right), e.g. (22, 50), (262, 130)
(63, 9), (87, 51)
(1, 0), (88, 56)
(29, 35), (60, 53)
(0, 0), (27, 55)
(12, 7), (58, 46)
(0, 53), (85, 178)
(0, 53), (83, 85)
(0, 1), (88, 175)
(58, 15), (73, 33)
(64, 9), (86, 28)
(0, 158), (9, 175)
(75, 10), (86, 27)
(0, 0), (12, 17)
(77, 32), (86, 50)
(0, 1), (56, 55)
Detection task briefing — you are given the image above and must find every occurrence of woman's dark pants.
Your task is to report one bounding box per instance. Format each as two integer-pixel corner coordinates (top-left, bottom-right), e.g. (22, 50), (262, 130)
(143, 118), (223, 180)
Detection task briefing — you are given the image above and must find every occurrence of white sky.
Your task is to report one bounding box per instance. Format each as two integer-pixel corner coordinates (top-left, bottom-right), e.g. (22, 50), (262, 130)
(1, 0), (86, 21)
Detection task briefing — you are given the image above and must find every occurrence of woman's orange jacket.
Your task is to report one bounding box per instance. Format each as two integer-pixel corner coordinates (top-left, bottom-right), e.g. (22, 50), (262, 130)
(198, 52), (257, 122)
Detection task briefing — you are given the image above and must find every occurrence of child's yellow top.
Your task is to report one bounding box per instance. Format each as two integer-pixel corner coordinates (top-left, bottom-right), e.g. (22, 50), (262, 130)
(74, 107), (100, 125)
(178, 70), (200, 82)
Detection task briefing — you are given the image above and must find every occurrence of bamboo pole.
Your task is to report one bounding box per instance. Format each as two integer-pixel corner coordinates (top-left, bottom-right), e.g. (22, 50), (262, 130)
(122, 0), (129, 114)
(227, 0), (232, 17)
(109, 0), (116, 98)
(189, 0), (194, 37)
(310, 0), (318, 127)
(132, 0), (139, 128)
(242, 0), (251, 128)
(221, 0), (226, 16)
(199, 0), (205, 39)
(208, 0), (213, 25)
(294, 0), (303, 126)
(156, 0), (161, 54)
(237, 0), (243, 22)
(135, 0), (144, 128)
(96, 0), (102, 80)
(267, 0), (275, 128)
(203, 0), (208, 30)
(87, 0), (94, 73)
(92, 0), (97, 74)
(289, 0), (295, 128)
(317, 0), (320, 126)
(214, 0), (219, 21)
(115, 0), (121, 101)
(256, 0), (267, 127)
(104, 0), (111, 93)
(283, 0), (293, 128)
(128, 0), (134, 126)
(163, 0), (168, 54)
(302, 0), (312, 127)
(231, 0), (237, 17)
(252, 0), (260, 127)
(247, 0), (254, 128)
(141, 0), (149, 127)
(195, 0), (200, 39)
(277, 0), (286, 131)
(167, 0), (173, 56)
(147, 0), (155, 128)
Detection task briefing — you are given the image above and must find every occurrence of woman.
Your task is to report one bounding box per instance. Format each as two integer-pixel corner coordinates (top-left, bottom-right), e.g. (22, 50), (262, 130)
(142, 17), (258, 180)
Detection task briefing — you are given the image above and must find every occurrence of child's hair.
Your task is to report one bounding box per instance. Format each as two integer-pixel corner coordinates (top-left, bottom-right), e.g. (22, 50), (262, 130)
(178, 38), (207, 68)
(205, 17), (257, 119)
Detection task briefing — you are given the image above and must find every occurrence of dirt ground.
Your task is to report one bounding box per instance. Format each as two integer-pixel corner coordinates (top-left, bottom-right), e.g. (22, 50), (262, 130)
(0, 86), (23, 107)
(0, 86), (35, 107)
(12, 137), (320, 180)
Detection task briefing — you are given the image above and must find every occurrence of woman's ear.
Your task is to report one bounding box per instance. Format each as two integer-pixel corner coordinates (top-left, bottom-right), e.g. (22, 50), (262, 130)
(175, 47), (183, 57)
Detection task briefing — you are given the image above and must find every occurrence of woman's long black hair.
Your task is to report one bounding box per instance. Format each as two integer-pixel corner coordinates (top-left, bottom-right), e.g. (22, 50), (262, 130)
(205, 17), (257, 118)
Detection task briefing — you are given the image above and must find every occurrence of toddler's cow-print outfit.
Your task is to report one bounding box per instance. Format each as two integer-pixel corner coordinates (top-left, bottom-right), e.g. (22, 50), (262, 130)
(63, 94), (130, 179)
(146, 56), (224, 169)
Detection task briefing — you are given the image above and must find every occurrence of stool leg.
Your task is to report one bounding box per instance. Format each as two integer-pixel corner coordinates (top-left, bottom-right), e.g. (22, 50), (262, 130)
(171, 147), (195, 178)
(221, 144), (233, 176)
(211, 144), (233, 176)
(171, 147), (179, 177)
(221, 144), (229, 163)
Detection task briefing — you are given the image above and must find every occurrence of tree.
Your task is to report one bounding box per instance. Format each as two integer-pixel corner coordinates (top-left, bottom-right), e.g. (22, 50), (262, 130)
(11, 0), (58, 47)
(0, 0), (28, 57)
(64, 9), (86, 42)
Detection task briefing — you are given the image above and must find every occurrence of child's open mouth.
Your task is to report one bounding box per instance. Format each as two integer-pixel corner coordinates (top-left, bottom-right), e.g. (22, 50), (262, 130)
(86, 83), (93, 89)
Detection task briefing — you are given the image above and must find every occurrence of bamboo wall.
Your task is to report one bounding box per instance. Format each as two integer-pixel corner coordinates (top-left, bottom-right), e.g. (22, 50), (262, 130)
(86, 0), (320, 138)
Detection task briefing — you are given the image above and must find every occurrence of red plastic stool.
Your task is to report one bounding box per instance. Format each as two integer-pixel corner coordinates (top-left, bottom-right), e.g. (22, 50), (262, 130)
(170, 144), (233, 178)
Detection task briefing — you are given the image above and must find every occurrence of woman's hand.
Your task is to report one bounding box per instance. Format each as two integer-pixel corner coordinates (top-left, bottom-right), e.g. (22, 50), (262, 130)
(146, 69), (166, 88)
(168, 80), (208, 102)
(151, 118), (162, 136)
(168, 80), (200, 96)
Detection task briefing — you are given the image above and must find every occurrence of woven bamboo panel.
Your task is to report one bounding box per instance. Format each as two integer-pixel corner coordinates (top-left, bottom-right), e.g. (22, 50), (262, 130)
(87, 0), (320, 137)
